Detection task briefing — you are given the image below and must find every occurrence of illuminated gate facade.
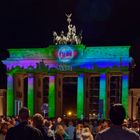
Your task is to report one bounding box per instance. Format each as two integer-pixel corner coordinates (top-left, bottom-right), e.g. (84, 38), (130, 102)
(3, 45), (132, 118)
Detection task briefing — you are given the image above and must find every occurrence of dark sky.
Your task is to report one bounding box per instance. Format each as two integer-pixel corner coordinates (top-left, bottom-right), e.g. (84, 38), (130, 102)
(0, 0), (140, 88)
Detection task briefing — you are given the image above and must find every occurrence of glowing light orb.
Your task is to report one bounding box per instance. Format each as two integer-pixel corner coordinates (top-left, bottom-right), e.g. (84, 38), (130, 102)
(67, 111), (72, 116)
(58, 46), (74, 63)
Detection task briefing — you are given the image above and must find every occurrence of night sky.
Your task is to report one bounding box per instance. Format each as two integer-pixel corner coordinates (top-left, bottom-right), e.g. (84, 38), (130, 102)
(0, 0), (140, 88)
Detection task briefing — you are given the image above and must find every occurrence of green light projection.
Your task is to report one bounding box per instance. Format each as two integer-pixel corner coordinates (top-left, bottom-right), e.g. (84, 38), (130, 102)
(85, 46), (131, 58)
(99, 74), (106, 118)
(7, 76), (14, 116)
(28, 76), (34, 116)
(48, 76), (55, 118)
(122, 75), (128, 117)
(77, 74), (84, 119)
(8, 47), (55, 59)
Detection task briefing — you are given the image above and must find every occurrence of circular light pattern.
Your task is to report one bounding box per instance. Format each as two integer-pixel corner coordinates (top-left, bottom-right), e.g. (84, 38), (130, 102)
(58, 46), (74, 63)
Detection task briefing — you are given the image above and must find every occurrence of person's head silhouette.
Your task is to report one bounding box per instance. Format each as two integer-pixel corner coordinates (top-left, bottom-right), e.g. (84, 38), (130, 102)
(19, 107), (30, 122)
(95, 104), (140, 140)
(109, 104), (126, 126)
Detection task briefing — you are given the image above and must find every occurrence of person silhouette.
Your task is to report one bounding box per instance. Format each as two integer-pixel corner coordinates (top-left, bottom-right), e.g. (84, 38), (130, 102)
(5, 107), (43, 140)
(95, 104), (140, 140)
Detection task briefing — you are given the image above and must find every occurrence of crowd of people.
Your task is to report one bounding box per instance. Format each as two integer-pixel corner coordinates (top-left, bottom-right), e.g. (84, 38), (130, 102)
(0, 104), (140, 140)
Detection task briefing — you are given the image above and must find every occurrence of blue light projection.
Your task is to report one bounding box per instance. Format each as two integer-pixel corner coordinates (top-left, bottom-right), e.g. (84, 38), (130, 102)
(122, 75), (129, 117)
(99, 74), (106, 119)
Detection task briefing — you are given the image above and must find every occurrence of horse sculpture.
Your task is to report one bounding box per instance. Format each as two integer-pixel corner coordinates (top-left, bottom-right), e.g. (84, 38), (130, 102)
(53, 13), (82, 45)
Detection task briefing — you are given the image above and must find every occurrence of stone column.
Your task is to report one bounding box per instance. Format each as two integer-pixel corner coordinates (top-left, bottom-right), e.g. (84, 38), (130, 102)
(99, 74), (106, 119)
(56, 74), (63, 117)
(122, 75), (129, 117)
(34, 74), (43, 113)
(84, 73), (90, 117)
(77, 74), (84, 119)
(7, 75), (14, 116)
(28, 74), (34, 116)
(48, 76), (55, 118)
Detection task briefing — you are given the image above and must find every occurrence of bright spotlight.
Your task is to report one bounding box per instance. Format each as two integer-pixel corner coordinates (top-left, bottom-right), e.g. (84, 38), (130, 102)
(67, 111), (72, 116)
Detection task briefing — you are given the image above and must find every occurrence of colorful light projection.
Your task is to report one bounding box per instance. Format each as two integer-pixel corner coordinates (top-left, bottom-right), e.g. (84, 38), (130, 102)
(99, 74), (106, 119)
(73, 58), (131, 71)
(8, 48), (53, 59)
(7, 75), (14, 116)
(3, 45), (131, 118)
(122, 75), (129, 117)
(55, 45), (78, 63)
(58, 45), (74, 62)
(3, 46), (131, 74)
(77, 74), (84, 119)
(84, 46), (130, 58)
(48, 76), (55, 118)
(73, 46), (131, 69)
(28, 76), (34, 116)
